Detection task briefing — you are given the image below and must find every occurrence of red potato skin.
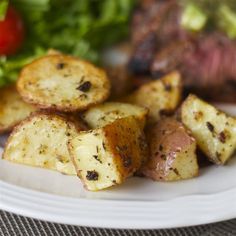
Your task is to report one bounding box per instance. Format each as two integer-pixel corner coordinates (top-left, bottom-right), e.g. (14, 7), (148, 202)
(141, 117), (197, 181)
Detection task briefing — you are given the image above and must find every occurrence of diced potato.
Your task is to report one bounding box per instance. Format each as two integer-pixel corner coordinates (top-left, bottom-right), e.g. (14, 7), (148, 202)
(3, 113), (83, 175)
(82, 102), (148, 129)
(123, 71), (182, 123)
(68, 116), (148, 191)
(0, 85), (36, 133)
(141, 118), (198, 181)
(17, 55), (110, 112)
(181, 95), (236, 164)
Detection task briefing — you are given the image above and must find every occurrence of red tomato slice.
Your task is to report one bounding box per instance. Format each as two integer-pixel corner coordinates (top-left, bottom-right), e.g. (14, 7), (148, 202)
(0, 6), (25, 56)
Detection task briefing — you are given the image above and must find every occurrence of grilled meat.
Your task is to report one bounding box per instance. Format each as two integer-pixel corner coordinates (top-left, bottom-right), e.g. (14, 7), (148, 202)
(131, 0), (177, 46)
(129, 0), (236, 102)
(182, 34), (236, 88)
(128, 32), (157, 74)
(151, 40), (192, 78)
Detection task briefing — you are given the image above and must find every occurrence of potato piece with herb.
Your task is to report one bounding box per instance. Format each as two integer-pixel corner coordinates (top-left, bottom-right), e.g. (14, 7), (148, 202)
(123, 71), (182, 123)
(82, 102), (148, 129)
(181, 95), (236, 164)
(141, 118), (198, 181)
(68, 116), (148, 191)
(17, 55), (110, 112)
(0, 85), (36, 133)
(3, 113), (83, 175)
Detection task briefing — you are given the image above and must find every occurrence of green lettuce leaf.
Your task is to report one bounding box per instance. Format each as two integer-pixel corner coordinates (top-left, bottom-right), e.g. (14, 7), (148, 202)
(0, 0), (136, 87)
(0, 0), (8, 20)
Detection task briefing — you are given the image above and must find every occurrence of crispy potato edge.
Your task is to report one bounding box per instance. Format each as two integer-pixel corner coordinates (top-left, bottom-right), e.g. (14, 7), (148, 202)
(17, 55), (111, 112)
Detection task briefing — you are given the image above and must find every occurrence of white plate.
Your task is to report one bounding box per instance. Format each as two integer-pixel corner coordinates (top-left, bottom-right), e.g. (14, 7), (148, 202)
(0, 104), (236, 229)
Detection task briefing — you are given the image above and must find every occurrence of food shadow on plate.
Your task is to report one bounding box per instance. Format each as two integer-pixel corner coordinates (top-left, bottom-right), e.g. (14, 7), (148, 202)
(197, 149), (213, 168)
(0, 134), (9, 148)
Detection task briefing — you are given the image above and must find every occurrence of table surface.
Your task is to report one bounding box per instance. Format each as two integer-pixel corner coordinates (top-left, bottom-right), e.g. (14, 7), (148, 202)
(0, 210), (235, 236)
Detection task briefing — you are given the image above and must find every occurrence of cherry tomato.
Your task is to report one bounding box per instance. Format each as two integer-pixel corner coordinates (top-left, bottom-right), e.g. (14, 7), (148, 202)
(0, 6), (25, 56)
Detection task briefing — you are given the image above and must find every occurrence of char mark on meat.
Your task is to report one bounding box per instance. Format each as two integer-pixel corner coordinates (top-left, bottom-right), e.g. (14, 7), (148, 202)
(128, 32), (157, 74)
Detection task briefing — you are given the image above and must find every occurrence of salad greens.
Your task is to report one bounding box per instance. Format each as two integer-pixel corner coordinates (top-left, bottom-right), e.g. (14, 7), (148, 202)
(0, 0), (136, 87)
(218, 4), (236, 39)
(181, 0), (236, 37)
(0, 0), (8, 20)
(181, 3), (207, 32)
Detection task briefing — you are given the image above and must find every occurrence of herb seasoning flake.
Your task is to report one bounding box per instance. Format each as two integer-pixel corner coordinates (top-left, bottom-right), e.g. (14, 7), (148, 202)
(77, 81), (91, 92)
(86, 170), (99, 181)
(206, 122), (214, 132)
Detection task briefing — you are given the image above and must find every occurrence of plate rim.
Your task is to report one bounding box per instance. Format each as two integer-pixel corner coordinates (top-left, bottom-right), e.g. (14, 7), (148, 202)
(1, 180), (236, 229)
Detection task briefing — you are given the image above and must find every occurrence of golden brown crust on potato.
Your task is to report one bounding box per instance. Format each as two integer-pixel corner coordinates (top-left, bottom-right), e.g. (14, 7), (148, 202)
(141, 118), (199, 181)
(102, 117), (149, 178)
(68, 116), (148, 191)
(122, 71), (182, 124)
(0, 85), (36, 133)
(17, 55), (111, 112)
(3, 112), (84, 175)
(181, 94), (236, 164)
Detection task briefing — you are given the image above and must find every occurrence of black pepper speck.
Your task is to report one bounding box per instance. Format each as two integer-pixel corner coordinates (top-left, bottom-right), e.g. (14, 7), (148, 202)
(77, 81), (91, 92)
(56, 63), (65, 70)
(206, 122), (214, 132)
(86, 171), (99, 181)
(218, 131), (226, 143)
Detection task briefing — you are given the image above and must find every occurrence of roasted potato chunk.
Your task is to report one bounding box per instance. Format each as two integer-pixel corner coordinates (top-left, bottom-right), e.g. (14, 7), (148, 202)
(123, 71), (182, 123)
(68, 116), (148, 191)
(0, 85), (36, 133)
(82, 102), (148, 129)
(141, 118), (198, 181)
(181, 95), (236, 164)
(3, 113), (83, 175)
(17, 55), (111, 112)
